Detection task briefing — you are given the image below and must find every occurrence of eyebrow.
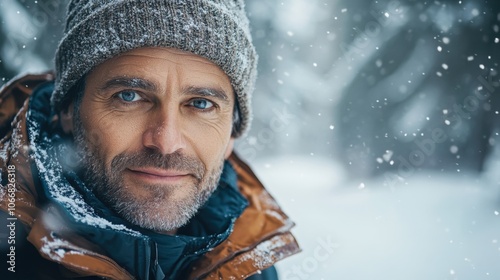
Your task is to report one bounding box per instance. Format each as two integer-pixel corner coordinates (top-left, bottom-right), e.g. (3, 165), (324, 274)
(99, 77), (230, 103)
(100, 77), (157, 91)
(183, 86), (230, 104)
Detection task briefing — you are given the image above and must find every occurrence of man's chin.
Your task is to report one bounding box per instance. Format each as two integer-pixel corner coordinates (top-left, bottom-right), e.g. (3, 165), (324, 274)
(116, 201), (196, 232)
(107, 186), (205, 232)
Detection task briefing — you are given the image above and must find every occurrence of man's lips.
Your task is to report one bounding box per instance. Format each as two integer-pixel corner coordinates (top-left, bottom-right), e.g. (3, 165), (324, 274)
(126, 167), (190, 182)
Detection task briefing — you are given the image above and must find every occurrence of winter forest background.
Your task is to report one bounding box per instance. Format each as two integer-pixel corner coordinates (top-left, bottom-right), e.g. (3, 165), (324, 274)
(1, 0), (500, 279)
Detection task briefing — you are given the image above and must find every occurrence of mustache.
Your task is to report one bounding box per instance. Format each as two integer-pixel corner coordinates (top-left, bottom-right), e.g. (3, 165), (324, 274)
(110, 150), (205, 181)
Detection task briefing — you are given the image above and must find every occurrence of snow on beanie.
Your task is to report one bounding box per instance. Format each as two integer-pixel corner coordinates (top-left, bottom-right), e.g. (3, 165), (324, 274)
(52, 0), (257, 137)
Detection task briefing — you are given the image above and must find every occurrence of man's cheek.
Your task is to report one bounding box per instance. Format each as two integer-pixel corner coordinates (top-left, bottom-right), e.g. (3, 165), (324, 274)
(189, 121), (231, 156)
(86, 126), (106, 147)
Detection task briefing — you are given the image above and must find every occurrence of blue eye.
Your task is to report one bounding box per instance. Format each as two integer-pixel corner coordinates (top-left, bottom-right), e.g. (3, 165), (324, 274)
(117, 91), (142, 102)
(190, 99), (214, 110)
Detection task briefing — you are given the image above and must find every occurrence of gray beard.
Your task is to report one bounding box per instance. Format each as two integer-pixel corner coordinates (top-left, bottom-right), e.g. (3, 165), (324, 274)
(73, 114), (223, 233)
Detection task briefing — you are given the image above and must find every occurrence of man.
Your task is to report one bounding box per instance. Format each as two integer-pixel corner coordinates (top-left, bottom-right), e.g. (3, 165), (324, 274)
(0, 1), (300, 279)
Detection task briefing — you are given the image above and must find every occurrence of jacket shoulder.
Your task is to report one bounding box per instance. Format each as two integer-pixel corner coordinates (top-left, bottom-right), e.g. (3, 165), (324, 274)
(0, 72), (54, 138)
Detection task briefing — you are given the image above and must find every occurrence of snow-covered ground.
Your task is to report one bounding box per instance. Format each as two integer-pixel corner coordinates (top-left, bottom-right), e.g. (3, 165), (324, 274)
(252, 155), (500, 280)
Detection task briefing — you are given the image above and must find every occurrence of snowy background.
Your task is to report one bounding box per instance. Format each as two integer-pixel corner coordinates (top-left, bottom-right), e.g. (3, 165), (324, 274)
(1, 0), (500, 279)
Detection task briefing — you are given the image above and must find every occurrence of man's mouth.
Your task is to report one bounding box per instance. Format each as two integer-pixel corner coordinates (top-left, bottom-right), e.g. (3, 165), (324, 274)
(126, 167), (190, 183)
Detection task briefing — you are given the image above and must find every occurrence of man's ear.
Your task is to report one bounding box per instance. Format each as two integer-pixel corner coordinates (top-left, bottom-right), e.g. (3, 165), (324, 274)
(60, 102), (74, 134)
(224, 138), (234, 159)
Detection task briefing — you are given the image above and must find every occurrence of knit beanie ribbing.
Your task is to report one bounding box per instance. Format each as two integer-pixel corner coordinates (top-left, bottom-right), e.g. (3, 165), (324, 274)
(53, 0), (257, 137)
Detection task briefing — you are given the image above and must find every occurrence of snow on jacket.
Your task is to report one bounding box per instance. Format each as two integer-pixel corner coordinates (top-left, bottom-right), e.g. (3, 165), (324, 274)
(0, 73), (300, 279)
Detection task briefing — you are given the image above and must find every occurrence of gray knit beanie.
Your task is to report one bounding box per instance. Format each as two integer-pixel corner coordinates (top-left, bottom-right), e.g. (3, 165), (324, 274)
(52, 0), (257, 138)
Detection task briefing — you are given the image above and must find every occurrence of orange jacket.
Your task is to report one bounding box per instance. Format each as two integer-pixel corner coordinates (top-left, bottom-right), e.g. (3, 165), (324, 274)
(0, 73), (300, 279)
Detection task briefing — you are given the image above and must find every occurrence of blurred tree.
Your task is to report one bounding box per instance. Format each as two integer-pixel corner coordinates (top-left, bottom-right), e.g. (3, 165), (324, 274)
(0, 0), (66, 85)
(243, 0), (345, 160)
(334, 0), (500, 181)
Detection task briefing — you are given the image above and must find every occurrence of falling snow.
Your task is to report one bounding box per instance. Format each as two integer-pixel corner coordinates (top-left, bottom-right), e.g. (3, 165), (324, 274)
(1, 1), (500, 279)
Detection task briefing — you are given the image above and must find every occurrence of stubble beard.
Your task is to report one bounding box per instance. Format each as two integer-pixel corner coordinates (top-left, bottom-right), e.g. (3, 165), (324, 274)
(73, 114), (224, 233)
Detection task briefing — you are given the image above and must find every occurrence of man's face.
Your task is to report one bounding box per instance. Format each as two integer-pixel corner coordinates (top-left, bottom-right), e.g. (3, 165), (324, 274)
(72, 47), (235, 233)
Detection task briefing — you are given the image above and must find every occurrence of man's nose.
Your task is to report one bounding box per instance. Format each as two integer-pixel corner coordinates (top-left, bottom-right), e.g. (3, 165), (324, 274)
(142, 110), (186, 155)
